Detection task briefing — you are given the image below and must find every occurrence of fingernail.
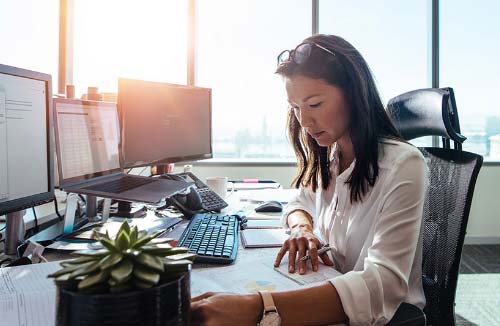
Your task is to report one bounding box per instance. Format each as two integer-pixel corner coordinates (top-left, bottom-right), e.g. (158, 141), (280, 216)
(313, 266), (318, 271)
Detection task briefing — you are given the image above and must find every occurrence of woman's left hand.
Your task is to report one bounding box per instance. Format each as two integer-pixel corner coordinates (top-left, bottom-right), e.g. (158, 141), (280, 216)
(191, 292), (263, 326)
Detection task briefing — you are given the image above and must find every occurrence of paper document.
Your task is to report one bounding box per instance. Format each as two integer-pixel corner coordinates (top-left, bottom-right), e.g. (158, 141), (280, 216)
(241, 229), (289, 248)
(238, 189), (297, 204)
(244, 212), (282, 220)
(233, 182), (281, 190)
(274, 262), (342, 285)
(0, 261), (60, 326)
(245, 219), (282, 229)
(191, 247), (301, 297)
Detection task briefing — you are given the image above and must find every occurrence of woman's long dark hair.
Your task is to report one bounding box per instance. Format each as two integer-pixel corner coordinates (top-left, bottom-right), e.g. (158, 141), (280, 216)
(276, 34), (402, 202)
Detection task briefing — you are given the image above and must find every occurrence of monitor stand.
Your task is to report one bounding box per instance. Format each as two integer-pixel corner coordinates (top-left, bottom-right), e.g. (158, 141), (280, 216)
(4, 210), (26, 256)
(86, 195), (99, 222)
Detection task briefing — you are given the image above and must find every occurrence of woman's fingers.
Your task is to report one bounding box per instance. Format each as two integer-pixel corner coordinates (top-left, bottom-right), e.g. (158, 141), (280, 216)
(297, 239), (307, 274)
(274, 242), (289, 267)
(319, 251), (334, 266)
(307, 240), (319, 272)
(288, 241), (298, 273)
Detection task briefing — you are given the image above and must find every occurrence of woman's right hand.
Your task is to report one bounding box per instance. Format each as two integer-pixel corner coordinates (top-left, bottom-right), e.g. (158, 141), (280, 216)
(274, 225), (333, 275)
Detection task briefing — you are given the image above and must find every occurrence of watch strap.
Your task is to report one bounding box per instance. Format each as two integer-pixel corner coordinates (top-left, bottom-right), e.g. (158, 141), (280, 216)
(259, 290), (278, 313)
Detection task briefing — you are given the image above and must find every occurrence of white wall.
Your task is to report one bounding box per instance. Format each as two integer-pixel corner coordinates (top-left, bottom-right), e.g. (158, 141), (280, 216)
(178, 164), (500, 244)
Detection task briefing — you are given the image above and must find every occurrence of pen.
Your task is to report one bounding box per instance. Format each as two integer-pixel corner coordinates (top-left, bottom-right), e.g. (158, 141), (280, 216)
(298, 245), (331, 262)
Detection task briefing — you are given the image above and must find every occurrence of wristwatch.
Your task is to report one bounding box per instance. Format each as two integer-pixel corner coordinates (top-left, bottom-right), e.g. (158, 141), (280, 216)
(258, 290), (281, 326)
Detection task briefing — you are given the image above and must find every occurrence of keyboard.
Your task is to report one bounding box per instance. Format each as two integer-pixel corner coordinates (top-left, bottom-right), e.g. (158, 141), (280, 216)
(177, 213), (240, 264)
(83, 176), (156, 193)
(198, 187), (229, 211)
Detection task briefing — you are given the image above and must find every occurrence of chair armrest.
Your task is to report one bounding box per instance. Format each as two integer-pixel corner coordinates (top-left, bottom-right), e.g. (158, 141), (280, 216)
(387, 303), (426, 326)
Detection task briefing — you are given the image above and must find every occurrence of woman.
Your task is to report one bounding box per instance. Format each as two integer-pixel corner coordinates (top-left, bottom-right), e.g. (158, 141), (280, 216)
(191, 34), (427, 326)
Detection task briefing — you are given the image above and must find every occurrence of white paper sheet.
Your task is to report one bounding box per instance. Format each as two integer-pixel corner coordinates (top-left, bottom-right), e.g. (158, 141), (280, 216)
(0, 261), (60, 326)
(238, 189), (297, 204)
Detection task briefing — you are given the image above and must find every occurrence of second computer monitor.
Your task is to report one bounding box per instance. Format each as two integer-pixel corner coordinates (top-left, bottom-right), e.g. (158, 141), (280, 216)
(117, 78), (212, 168)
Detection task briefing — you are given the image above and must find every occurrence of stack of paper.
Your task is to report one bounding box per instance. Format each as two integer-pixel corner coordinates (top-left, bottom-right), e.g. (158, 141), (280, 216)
(0, 261), (60, 326)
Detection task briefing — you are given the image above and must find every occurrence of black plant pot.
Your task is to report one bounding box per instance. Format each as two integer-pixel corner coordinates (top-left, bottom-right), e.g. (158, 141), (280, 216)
(56, 272), (190, 326)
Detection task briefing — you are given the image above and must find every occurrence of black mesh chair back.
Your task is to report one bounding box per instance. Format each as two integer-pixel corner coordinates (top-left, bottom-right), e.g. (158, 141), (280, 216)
(386, 87), (483, 326)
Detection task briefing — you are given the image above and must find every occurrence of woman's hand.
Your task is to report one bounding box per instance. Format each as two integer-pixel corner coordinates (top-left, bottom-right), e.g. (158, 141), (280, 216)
(191, 292), (262, 326)
(274, 224), (333, 274)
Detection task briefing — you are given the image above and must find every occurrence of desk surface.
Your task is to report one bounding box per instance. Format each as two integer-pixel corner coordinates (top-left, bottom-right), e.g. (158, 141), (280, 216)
(0, 189), (349, 326)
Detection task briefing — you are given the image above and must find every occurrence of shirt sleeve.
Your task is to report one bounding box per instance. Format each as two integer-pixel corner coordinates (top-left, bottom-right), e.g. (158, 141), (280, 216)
(330, 150), (427, 325)
(281, 185), (317, 228)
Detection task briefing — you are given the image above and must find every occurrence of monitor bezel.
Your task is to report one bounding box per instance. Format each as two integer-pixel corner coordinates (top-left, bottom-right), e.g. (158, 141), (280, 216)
(0, 63), (54, 216)
(53, 98), (122, 187)
(117, 78), (213, 169)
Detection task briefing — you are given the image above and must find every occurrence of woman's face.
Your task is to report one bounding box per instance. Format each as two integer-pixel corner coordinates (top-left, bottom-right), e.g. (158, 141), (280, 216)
(285, 75), (351, 147)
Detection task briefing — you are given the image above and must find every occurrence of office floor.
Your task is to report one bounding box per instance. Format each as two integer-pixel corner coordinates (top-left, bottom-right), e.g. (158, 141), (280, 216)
(455, 244), (500, 326)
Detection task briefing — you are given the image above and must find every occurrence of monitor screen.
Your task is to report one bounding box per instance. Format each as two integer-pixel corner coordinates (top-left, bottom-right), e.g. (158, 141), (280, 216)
(53, 99), (121, 186)
(118, 78), (212, 168)
(0, 64), (53, 216)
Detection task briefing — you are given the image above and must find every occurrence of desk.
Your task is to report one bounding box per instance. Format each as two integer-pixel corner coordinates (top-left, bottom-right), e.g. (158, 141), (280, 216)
(0, 189), (345, 325)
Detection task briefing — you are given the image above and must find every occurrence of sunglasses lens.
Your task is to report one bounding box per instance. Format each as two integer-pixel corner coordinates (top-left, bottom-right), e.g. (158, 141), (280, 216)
(294, 43), (312, 64)
(278, 50), (291, 65)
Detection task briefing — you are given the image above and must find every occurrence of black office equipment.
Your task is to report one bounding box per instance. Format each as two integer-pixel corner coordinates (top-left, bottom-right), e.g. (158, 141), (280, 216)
(117, 78), (213, 168)
(162, 172), (228, 214)
(386, 88), (483, 326)
(177, 213), (240, 264)
(53, 98), (190, 204)
(0, 64), (54, 256)
(255, 200), (283, 213)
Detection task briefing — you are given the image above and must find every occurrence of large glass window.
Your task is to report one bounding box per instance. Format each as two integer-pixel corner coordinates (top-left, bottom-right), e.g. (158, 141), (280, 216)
(73, 0), (188, 97)
(319, 0), (431, 147)
(0, 0), (59, 92)
(196, 0), (311, 159)
(440, 0), (500, 159)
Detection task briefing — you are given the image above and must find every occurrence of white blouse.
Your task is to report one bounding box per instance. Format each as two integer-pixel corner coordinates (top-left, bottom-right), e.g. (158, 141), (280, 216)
(282, 139), (427, 325)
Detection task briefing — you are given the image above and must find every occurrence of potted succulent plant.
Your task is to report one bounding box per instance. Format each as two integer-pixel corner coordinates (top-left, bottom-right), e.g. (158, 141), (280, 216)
(48, 221), (195, 326)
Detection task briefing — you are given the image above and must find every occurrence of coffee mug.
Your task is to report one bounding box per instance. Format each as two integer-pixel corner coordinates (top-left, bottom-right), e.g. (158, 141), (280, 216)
(206, 176), (233, 198)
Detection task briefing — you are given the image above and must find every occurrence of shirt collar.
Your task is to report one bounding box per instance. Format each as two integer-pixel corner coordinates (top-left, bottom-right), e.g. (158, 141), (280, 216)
(330, 143), (356, 181)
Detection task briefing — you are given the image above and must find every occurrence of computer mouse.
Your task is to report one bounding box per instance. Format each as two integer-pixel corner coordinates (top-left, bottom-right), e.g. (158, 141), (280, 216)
(255, 200), (283, 213)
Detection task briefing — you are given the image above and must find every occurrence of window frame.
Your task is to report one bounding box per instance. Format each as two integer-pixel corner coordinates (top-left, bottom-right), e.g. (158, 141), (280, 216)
(58, 0), (500, 164)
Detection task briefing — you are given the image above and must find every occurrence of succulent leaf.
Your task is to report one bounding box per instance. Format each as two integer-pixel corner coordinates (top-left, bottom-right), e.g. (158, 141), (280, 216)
(133, 264), (160, 284)
(110, 259), (133, 283)
(115, 230), (130, 251)
(134, 253), (165, 272)
(99, 252), (123, 270)
(78, 270), (110, 290)
(131, 230), (163, 248)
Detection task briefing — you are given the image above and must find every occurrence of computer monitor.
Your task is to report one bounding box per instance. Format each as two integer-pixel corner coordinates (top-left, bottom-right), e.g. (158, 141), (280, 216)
(53, 98), (121, 187)
(117, 78), (212, 168)
(0, 64), (54, 255)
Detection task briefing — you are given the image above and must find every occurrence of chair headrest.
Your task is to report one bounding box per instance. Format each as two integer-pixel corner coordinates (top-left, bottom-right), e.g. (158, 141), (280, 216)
(387, 87), (466, 143)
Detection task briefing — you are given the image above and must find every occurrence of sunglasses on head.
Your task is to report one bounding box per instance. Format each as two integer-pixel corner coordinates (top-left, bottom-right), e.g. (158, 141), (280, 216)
(277, 42), (336, 66)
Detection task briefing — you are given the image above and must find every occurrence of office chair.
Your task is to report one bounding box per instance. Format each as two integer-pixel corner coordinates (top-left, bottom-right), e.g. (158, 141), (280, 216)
(385, 87), (483, 326)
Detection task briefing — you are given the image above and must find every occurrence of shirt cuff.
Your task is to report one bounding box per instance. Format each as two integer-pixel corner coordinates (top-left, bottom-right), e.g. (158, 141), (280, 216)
(281, 203), (315, 229)
(330, 271), (373, 326)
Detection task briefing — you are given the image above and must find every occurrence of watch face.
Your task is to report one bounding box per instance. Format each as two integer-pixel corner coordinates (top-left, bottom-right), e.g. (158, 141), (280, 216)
(260, 312), (281, 326)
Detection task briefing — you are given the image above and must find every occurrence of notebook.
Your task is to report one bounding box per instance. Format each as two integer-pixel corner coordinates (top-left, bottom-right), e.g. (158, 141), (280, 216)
(245, 219), (283, 229)
(240, 229), (289, 248)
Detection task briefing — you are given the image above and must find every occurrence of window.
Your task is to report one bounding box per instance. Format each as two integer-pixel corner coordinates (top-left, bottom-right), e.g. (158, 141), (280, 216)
(72, 0), (188, 97)
(440, 0), (500, 159)
(319, 0), (432, 147)
(196, 0), (311, 159)
(0, 0), (59, 92)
